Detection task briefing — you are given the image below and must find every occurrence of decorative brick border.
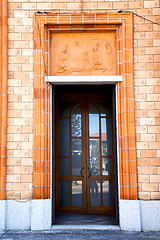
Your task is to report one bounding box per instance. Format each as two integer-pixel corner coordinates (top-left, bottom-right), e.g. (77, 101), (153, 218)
(33, 13), (137, 200)
(0, 0), (8, 200)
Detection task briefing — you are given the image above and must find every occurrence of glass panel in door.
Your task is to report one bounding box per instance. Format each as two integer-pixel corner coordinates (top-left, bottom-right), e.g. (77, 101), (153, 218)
(57, 101), (84, 211)
(88, 101), (114, 212)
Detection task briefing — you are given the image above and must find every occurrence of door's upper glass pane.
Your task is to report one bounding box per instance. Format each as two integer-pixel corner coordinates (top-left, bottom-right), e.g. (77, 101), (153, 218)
(89, 139), (100, 175)
(72, 139), (82, 175)
(60, 118), (70, 156)
(60, 158), (70, 176)
(102, 157), (112, 175)
(89, 104), (99, 137)
(71, 104), (81, 137)
(101, 118), (112, 156)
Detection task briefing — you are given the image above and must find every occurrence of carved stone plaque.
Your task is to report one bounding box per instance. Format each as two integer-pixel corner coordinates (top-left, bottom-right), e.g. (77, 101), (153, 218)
(51, 32), (117, 76)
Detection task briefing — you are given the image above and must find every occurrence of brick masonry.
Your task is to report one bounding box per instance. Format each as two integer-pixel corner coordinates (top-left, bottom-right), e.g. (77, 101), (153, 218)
(6, 0), (160, 200)
(0, 0), (8, 200)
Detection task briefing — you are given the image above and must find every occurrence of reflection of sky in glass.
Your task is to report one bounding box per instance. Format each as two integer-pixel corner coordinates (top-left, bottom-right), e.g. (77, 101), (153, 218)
(89, 114), (99, 136)
(101, 118), (107, 134)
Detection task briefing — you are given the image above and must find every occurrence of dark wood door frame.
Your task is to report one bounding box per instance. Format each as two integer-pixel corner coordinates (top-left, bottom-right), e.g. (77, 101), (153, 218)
(53, 88), (118, 217)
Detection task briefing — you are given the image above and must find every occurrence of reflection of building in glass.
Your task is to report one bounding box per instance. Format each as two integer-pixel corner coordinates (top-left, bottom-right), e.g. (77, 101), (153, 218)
(71, 139), (82, 175)
(90, 133), (112, 176)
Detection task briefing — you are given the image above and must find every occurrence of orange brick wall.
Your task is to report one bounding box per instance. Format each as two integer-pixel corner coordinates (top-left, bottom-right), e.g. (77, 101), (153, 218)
(33, 15), (51, 199)
(6, 0), (160, 199)
(0, 0), (8, 200)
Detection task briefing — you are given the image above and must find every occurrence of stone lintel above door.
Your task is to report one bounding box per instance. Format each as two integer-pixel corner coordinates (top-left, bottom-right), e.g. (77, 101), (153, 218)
(45, 76), (122, 84)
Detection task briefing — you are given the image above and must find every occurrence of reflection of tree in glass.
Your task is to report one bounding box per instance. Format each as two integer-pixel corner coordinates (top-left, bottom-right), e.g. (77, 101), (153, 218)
(90, 139), (100, 175)
(71, 114), (81, 137)
(90, 139), (100, 160)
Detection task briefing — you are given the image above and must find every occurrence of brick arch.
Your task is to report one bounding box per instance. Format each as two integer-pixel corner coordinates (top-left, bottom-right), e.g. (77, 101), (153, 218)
(33, 13), (138, 200)
(0, 0), (8, 200)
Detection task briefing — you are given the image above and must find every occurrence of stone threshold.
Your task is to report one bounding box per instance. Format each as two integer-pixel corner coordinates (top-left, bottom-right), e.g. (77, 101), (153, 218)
(51, 225), (120, 230)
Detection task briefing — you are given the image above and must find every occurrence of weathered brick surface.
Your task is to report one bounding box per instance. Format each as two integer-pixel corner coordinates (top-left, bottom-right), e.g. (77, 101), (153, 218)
(7, 0), (160, 199)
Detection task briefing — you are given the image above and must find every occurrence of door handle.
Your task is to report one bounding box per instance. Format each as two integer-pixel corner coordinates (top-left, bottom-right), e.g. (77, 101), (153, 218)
(87, 167), (91, 177)
(80, 167), (84, 177)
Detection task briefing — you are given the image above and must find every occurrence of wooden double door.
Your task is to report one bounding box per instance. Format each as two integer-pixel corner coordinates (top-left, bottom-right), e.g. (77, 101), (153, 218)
(55, 93), (115, 214)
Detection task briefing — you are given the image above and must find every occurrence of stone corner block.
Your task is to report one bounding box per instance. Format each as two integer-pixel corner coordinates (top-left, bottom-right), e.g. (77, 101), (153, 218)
(31, 199), (52, 231)
(141, 200), (160, 231)
(0, 200), (6, 232)
(6, 200), (31, 230)
(119, 199), (141, 231)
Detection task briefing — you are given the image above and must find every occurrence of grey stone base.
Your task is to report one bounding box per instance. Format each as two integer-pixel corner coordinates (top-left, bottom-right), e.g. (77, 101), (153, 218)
(141, 201), (160, 231)
(0, 200), (5, 232)
(31, 199), (52, 230)
(0, 199), (52, 231)
(119, 200), (141, 231)
(119, 199), (160, 231)
(0, 199), (160, 231)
